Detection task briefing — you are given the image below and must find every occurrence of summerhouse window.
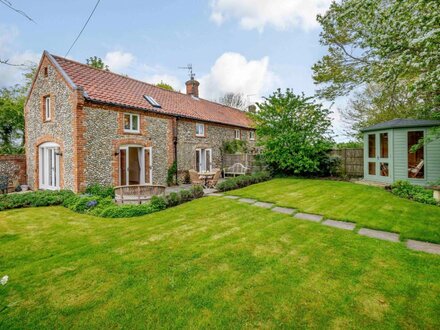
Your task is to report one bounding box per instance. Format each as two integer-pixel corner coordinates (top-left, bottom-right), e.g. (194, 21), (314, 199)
(408, 131), (424, 179)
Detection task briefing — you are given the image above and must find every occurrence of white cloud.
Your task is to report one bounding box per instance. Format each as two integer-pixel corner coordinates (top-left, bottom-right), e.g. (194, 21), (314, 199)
(210, 0), (332, 31)
(104, 51), (135, 72)
(199, 52), (278, 102)
(0, 25), (40, 88)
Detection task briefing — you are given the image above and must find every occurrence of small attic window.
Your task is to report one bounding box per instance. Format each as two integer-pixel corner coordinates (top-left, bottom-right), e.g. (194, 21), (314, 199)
(143, 95), (161, 108)
(44, 67), (48, 77)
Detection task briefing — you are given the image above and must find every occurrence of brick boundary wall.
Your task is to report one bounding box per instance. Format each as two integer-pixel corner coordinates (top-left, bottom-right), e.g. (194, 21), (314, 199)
(0, 154), (27, 191)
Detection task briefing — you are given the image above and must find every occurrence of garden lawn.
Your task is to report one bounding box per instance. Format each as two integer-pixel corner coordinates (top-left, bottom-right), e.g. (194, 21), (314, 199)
(1, 197), (440, 329)
(226, 178), (440, 244)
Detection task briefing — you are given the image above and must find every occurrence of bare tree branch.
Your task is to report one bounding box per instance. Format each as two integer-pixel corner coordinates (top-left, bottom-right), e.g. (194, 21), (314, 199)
(0, 0), (36, 23)
(0, 58), (33, 67)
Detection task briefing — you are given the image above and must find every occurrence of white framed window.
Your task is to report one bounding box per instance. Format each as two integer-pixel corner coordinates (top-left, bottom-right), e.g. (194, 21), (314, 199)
(44, 96), (51, 121)
(124, 113), (140, 133)
(249, 131), (255, 141)
(234, 129), (241, 140)
(196, 123), (205, 137)
(196, 148), (212, 173)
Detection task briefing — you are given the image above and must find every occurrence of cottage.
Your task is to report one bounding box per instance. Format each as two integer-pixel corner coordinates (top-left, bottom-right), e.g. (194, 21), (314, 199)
(25, 51), (256, 192)
(361, 119), (440, 186)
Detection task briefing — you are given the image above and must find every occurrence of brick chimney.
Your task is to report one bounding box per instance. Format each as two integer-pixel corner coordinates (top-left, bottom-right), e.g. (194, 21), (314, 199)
(185, 78), (200, 98)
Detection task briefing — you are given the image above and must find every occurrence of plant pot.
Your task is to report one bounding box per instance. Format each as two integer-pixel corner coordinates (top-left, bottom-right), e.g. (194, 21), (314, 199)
(21, 185), (29, 191)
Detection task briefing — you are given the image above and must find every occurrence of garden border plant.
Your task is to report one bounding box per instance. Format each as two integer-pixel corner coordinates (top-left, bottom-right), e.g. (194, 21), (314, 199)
(390, 180), (438, 206)
(0, 185), (206, 218)
(216, 171), (271, 192)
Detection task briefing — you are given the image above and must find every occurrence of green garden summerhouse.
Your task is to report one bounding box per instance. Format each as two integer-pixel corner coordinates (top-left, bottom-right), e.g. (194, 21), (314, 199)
(361, 119), (440, 186)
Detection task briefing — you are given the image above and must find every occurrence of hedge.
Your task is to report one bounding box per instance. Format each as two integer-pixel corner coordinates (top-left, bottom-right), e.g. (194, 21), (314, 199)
(216, 172), (271, 192)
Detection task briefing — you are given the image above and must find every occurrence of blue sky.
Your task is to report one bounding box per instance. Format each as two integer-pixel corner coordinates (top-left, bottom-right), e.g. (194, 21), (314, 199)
(0, 0), (348, 140)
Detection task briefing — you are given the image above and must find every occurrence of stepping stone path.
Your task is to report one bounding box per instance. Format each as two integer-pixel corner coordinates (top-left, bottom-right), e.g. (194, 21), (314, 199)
(219, 194), (440, 255)
(406, 240), (440, 255)
(358, 228), (399, 242)
(323, 219), (355, 231)
(294, 213), (323, 222)
(254, 201), (274, 209)
(272, 207), (296, 215)
(238, 198), (257, 204)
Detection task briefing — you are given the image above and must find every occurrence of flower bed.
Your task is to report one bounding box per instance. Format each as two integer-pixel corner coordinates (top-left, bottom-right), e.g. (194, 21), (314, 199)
(0, 185), (205, 218)
(216, 171), (271, 192)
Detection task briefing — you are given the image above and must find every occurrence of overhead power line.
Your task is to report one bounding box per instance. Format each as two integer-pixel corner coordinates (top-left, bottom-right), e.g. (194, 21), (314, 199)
(0, 0), (36, 23)
(65, 0), (101, 57)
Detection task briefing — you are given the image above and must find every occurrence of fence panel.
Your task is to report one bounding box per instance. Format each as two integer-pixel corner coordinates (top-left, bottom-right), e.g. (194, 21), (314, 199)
(331, 148), (364, 176)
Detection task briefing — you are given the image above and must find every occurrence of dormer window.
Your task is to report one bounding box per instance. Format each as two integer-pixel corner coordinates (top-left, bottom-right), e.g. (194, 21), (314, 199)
(234, 129), (240, 140)
(143, 95), (161, 108)
(196, 123), (205, 137)
(43, 96), (51, 121)
(124, 113), (140, 133)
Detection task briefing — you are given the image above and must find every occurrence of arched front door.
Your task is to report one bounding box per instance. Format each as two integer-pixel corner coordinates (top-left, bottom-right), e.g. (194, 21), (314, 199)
(39, 142), (61, 190)
(119, 146), (152, 185)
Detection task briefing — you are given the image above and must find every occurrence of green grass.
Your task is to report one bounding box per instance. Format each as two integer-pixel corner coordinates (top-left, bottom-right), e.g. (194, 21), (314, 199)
(1, 198), (440, 329)
(226, 178), (440, 244)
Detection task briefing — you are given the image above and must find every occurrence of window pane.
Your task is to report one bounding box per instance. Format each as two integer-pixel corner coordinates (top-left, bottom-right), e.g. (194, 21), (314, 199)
(380, 133), (388, 158)
(45, 97), (50, 119)
(380, 162), (389, 177)
(205, 149), (211, 171)
(124, 114), (131, 130)
(368, 162), (376, 175)
(408, 131), (424, 179)
(368, 134), (376, 158)
(132, 115), (139, 131)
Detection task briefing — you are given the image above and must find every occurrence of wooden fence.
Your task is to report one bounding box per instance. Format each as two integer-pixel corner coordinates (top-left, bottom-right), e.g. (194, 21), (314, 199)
(331, 148), (364, 177)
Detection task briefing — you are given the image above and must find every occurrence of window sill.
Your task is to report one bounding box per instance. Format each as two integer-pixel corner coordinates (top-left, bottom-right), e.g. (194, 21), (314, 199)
(123, 131), (141, 135)
(196, 135), (206, 138)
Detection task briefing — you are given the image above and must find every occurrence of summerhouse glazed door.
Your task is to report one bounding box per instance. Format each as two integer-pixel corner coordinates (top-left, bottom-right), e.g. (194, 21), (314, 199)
(366, 130), (392, 182)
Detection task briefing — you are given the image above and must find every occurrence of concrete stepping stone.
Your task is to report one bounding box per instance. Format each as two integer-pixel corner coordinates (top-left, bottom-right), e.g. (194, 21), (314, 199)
(207, 193), (224, 197)
(358, 228), (399, 242)
(272, 207), (296, 215)
(238, 198), (257, 204)
(406, 240), (440, 255)
(254, 201), (274, 209)
(323, 219), (356, 231)
(224, 195), (239, 199)
(294, 213), (323, 222)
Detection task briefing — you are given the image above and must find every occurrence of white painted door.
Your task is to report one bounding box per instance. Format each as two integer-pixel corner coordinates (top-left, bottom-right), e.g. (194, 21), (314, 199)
(39, 143), (60, 190)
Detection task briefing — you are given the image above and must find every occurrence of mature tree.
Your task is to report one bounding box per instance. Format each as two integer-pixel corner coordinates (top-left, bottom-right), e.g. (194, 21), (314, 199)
(156, 81), (175, 91)
(86, 56), (109, 70)
(250, 89), (333, 175)
(0, 65), (36, 154)
(342, 83), (417, 137)
(218, 92), (247, 110)
(0, 86), (26, 153)
(313, 0), (440, 126)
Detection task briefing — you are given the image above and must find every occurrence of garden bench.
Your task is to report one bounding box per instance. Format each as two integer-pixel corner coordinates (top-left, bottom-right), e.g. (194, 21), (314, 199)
(114, 184), (166, 204)
(224, 163), (249, 177)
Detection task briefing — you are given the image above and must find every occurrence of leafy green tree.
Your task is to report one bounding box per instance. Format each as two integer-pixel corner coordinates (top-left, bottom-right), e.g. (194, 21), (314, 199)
(156, 81), (174, 91)
(313, 0), (440, 122)
(86, 56), (109, 70)
(0, 65), (36, 154)
(250, 89), (333, 175)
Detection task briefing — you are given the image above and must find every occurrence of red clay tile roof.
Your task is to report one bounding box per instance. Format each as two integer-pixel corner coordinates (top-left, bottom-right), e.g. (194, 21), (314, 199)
(50, 54), (253, 128)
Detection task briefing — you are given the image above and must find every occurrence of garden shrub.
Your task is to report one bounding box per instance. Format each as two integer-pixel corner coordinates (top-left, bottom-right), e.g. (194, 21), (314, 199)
(165, 192), (181, 207)
(190, 185), (204, 198)
(178, 189), (194, 203)
(391, 180), (437, 206)
(216, 172), (271, 192)
(85, 184), (115, 198)
(0, 190), (74, 211)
